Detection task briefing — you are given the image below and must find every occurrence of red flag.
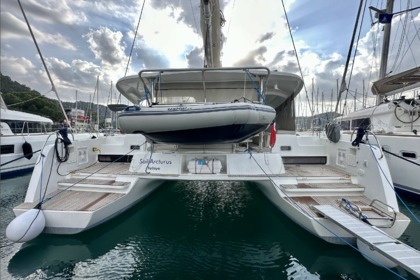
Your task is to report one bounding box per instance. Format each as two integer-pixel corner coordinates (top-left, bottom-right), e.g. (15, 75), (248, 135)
(270, 122), (276, 147)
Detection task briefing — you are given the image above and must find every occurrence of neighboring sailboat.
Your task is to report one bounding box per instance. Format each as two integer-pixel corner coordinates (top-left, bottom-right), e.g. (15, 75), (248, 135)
(0, 94), (54, 178)
(335, 0), (420, 197)
(338, 68), (420, 196)
(7, 0), (420, 277)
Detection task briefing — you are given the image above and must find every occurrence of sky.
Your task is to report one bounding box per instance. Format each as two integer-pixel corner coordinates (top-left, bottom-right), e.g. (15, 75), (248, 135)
(1, 0), (420, 116)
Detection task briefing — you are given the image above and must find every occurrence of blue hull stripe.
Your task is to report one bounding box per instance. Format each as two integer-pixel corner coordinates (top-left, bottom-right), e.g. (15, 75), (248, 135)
(0, 167), (34, 180)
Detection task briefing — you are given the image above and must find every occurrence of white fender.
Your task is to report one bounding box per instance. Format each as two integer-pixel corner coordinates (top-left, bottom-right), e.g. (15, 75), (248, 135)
(6, 209), (46, 242)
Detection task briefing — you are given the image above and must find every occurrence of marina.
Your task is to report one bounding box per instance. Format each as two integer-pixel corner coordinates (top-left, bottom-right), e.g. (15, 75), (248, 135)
(1, 0), (420, 279)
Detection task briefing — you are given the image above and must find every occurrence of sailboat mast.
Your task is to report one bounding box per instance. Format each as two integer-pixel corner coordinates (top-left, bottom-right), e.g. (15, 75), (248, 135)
(201, 0), (222, 68)
(377, 0), (394, 104)
(96, 77), (99, 131)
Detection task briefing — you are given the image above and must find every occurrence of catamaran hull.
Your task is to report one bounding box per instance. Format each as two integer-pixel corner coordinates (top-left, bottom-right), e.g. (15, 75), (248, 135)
(13, 179), (164, 235)
(256, 180), (410, 245)
(118, 103), (275, 144)
(341, 133), (420, 197)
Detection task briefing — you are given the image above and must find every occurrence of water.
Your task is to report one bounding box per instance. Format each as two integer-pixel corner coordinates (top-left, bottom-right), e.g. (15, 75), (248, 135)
(1, 175), (419, 280)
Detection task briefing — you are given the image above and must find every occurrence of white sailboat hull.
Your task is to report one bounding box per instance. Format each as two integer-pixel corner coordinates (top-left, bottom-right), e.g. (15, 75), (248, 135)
(11, 133), (410, 240)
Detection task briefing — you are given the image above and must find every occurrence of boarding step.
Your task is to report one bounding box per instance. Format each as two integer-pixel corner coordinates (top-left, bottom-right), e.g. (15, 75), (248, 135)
(313, 205), (420, 278)
(282, 183), (364, 196)
(58, 177), (131, 193)
(295, 176), (353, 184)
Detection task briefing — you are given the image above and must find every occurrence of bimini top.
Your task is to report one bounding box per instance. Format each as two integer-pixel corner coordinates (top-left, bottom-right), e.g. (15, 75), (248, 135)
(372, 67), (420, 96)
(116, 67), (303, 108)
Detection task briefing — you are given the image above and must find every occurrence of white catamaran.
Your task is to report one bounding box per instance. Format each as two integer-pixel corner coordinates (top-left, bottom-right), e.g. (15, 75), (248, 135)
(7, 0), (420, 277)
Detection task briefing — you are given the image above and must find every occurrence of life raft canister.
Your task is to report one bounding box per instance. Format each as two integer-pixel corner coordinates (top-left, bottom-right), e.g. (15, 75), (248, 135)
(22, 141), (33, 160)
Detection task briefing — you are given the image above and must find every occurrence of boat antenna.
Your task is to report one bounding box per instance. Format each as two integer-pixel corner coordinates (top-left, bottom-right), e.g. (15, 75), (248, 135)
(17, 0), (71, 128)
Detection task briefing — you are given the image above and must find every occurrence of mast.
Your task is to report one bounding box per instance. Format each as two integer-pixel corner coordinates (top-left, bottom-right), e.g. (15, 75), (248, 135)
(200, 0), (222, 68)
(376, 0), (394, 104)
(96, 77), (99, 132)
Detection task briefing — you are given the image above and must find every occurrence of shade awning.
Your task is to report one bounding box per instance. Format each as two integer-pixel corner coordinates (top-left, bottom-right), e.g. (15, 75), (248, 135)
(371, 67), (420, 96)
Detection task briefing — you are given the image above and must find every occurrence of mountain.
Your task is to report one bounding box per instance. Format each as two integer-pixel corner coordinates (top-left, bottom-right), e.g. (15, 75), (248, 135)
(0, 73), (109, 124)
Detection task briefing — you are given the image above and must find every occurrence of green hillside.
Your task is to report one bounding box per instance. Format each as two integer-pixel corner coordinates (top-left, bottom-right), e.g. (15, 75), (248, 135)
(0, 73), (108, 124)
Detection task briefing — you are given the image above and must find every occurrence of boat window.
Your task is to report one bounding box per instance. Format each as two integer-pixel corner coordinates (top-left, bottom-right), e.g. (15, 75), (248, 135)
(351, 118), (370, 129)
(339, 120), (350, 130)
(124, 106), (140, 111)
(1, 145), (14, 154)
(2, 120), (52, 133)
(401, 151), (417, 159)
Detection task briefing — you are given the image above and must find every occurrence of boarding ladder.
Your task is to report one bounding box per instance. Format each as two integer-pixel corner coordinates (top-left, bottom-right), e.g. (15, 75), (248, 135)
(313, 205), (420, 278)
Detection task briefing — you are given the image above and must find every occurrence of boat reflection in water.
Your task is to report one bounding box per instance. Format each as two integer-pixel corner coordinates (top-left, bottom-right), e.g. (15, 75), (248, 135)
(7, 181), (403, 279)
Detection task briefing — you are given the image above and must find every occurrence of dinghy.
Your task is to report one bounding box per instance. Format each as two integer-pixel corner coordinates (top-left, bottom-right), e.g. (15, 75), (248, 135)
(118, 102), (275, 144)
(115, 67), (299, 144)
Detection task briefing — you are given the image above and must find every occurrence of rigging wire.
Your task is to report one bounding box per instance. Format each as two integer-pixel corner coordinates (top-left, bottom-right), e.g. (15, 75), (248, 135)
(334, 0), (365, 116)
(389, 1), (410, 74)
(280, 0), (312, 116)
(17, 0), (70, 127)
(365, 135), (420, 224)
(1, 90), (54, 107)
(224, 0), (236, 48)
(124, 0), (146, 78)
(119, 0), (146, 104)
(394, 6), (420, 72)
(189, 0), (200, 36)
(245, 148), (407, 280)
(340, 0), (368, 116)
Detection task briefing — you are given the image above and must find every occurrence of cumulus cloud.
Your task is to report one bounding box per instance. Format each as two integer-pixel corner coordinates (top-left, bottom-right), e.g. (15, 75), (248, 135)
(0, 56), (36, 76)
(85, 27), (127, 66)
(2, 0), (419, 108)
(186, 47), (204, 68)
(233, 46), (268, 66)
(133, 43), (170, 69)
(0, 12), (76, 50)
(17, 0), (87, 25)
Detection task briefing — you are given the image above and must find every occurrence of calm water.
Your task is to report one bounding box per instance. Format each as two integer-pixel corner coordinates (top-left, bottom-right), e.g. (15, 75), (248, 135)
(1, 175), (419, 280)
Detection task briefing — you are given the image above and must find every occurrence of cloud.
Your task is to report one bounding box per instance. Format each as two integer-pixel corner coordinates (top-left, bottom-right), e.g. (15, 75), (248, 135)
(1, 13), (76, 50)
(0, 12), (76, 51)
(0, 12), (30, 39)
(186, 47), (204, 68)
(17, 0), (87, 25)
(84, 27), (127, 67)
(0, 56), (36, 76)
(257, 32), (275, 43)
(133, 41), (170, 69)
(233, 46), (268, 66)
(2, 0), (419, 109)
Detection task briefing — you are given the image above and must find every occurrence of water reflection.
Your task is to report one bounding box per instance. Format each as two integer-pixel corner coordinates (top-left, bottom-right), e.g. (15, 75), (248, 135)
(4, 180), (415, 279)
